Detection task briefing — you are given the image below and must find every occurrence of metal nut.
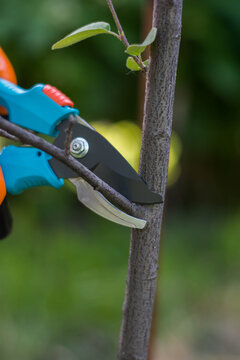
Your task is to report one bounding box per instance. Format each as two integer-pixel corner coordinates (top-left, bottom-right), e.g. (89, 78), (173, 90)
(70, 137), (89, 158)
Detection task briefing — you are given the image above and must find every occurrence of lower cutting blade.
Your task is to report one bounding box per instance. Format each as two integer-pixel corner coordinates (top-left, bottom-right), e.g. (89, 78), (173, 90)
(70, 178), (146, 229)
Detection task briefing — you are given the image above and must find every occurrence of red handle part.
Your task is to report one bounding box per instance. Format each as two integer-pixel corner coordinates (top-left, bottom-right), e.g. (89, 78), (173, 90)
(43, 84), (74, 107)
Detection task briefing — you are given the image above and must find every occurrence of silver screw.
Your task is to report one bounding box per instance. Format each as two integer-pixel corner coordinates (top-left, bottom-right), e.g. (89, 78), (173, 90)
(70, 137), (89, 158)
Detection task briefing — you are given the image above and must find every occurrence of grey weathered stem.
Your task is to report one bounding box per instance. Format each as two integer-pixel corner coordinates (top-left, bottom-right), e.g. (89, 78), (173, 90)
(118, 1), (183, 359)
(106, 0), (146, 71)
(0, 116), (136, 216)
(106, 0), (129, 47)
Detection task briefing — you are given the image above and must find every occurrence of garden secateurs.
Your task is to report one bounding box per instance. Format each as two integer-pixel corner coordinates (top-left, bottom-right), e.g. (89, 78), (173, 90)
(0, 50), (162, 238)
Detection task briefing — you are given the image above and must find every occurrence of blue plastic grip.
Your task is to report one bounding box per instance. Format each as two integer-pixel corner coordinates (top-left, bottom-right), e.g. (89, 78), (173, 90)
(0, 79), (79, 136)
(0, 146), (64, 194)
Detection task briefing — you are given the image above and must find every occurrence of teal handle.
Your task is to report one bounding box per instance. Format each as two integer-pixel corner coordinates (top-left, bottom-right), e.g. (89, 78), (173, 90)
(0, 78), (79, 136)
(0, 146), (64, 194)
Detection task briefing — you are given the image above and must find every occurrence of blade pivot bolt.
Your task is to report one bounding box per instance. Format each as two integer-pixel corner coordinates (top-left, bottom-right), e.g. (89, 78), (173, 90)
(70, 137), (89, 158)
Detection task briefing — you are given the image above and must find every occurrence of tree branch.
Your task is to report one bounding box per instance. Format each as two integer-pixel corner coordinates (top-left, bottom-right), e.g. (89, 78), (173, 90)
(118, 0), (183, 359)
(0, 129), (20, 143)
(106, 0), (146, 72)
(106, 0), (129, 47)
(64, 115), (75, 156)
(0, 116), (138, 216)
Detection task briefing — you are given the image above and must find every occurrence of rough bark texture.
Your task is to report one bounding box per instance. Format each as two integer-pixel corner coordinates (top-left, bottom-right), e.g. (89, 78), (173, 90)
(118, 1), (183, 359)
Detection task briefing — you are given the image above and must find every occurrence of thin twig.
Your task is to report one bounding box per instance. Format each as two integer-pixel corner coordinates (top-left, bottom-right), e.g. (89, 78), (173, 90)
(106, 0), (146, 72)
(106, 0), (129, 46)
(0, 129), (20, 143)
(0, 116), (138, 216)
(108, 31), (121, 40)
(64, 115), (76, 156)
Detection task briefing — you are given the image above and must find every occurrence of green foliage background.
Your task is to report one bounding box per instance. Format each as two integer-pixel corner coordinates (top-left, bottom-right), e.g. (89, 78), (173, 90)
(0, 0), (240, 359)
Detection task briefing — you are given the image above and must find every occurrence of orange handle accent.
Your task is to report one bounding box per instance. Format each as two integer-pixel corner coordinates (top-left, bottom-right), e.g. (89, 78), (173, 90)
(0, 47), (16, 200)
(0, 47), (17, 115)
(0, 167), (7, 205)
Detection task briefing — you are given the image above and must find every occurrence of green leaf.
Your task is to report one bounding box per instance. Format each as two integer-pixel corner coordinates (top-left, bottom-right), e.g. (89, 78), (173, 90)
(52, 22), (118, 50)
(143, 59), (149, 67)
(125, 27), (157, 57)
(126, 57), (149, 72)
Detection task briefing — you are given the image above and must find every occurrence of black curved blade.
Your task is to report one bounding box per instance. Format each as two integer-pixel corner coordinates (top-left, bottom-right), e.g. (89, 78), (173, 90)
(50, 120), (162, 204)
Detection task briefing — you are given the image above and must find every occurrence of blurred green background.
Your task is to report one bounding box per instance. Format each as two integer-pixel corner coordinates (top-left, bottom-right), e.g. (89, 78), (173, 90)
(1, 0), (240, 359)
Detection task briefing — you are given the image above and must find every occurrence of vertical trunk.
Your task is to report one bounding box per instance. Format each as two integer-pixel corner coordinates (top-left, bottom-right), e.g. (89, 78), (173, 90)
(118, 1), (183, 359)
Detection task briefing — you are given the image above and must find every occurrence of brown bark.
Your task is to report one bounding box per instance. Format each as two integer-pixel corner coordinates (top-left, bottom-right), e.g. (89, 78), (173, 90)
(118, 1), (183, 359)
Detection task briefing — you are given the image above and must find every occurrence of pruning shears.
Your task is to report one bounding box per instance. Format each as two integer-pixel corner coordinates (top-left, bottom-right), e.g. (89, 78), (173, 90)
(0, 48), (162, 238)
